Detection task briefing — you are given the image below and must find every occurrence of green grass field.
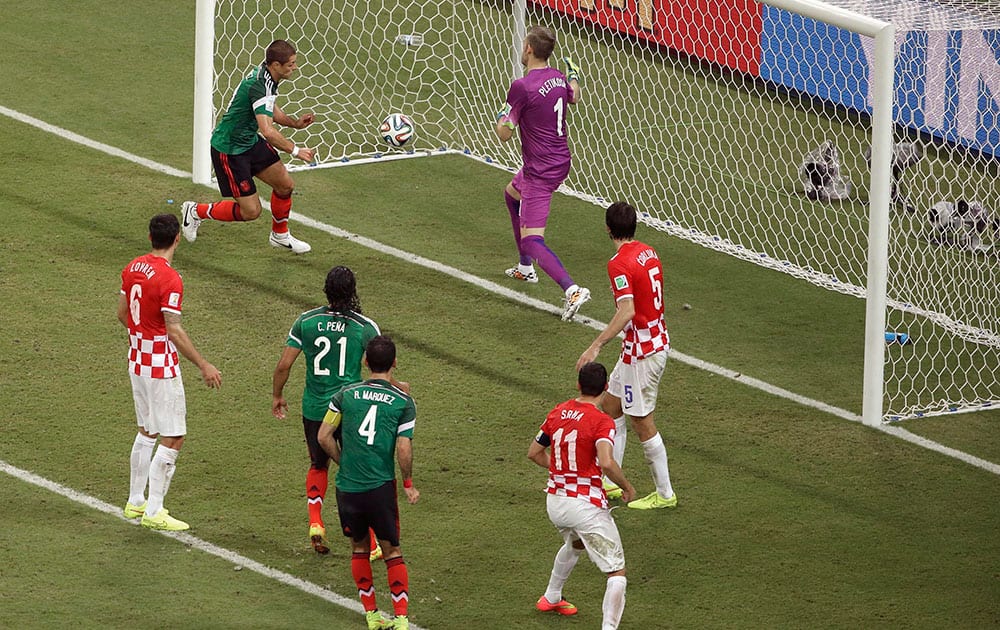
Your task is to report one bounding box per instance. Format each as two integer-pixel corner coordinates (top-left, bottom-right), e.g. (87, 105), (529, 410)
(2, 2), (999, 629)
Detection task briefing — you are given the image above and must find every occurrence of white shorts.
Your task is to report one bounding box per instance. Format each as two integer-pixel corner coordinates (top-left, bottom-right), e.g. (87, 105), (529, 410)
(546, 494), (625, 573)
(608, 351), (667, 418)
(130, 372), (187, 437)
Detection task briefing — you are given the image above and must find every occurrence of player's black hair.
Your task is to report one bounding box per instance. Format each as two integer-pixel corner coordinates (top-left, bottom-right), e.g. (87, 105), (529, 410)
(526, 26), (556, 61)
(366, 335), (396, 373)
(325, 265), (362, 313)
(578, 361), (608, 397)
(606, 201), (638, 240)
(149, 213), (180, 249)
(266, 39), (296, 66)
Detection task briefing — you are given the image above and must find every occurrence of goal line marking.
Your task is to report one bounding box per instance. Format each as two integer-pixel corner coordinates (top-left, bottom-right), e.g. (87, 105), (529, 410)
(2, 107), (997, 476)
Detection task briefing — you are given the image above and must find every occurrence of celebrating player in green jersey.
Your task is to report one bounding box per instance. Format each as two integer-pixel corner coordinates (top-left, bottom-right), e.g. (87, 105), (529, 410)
(181, 39), (316, 254)
(272, 266), (382, 556)
(319, 336), (419, 630)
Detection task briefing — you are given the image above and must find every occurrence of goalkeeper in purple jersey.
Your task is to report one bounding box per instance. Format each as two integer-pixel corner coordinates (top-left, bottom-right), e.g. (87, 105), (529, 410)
(496, 26), (591, 322)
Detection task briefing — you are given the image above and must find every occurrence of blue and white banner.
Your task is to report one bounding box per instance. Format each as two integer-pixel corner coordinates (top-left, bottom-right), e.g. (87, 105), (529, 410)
(759, 6), (1000, 158)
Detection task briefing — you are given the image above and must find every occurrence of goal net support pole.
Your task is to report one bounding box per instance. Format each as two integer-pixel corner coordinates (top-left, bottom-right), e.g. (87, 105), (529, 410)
(862, 18), (896, 428)
(192, 0), (216, 185)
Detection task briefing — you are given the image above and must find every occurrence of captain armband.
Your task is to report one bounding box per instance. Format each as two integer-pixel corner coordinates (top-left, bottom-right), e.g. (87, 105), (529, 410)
(322, 409), (342, 431)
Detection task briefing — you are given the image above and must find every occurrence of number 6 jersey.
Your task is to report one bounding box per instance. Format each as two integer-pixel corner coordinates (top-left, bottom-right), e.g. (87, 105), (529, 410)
(120, 253), (183, 379)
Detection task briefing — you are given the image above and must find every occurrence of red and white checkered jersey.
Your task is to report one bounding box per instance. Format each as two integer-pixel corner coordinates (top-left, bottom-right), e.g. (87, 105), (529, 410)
(120, 254), (183, 379)
(537, 399), (616, 509)
(607, 240), (670, 364)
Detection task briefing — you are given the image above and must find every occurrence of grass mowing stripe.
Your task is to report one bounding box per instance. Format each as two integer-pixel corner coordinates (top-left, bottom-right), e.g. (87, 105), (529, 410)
(4, 103), (998, 479)
(0, 459), (429, 630)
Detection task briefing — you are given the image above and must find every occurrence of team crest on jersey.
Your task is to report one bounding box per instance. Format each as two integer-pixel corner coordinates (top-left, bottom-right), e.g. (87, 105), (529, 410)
(168, 292), (181, 307)
(614, 275), (629, 290)
(239, 180), (252, 193)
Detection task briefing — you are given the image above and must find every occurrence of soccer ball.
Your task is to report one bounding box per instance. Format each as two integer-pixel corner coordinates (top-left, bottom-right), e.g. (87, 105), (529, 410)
(379, 113), (414, 147)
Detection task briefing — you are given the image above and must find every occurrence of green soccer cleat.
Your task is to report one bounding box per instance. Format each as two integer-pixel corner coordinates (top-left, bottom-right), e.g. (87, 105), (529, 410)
(309, 524), (330, 555)
(140, 508), (190, 531)
(536, 595), (578, 615)
(392, 615), (409, 630)
(603, 481), (623, 500)
(123, 501), (146, 519)
(370, 540), (383, 562)
(365, 610), (391, 630)
(627, 490), (678, 510)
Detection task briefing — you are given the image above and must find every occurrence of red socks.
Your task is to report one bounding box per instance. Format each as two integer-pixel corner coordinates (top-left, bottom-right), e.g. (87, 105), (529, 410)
(306, 467), (327, 527)
(196, 200), (243, 222)
(351, 553), (409, 616)
(351, 552), (377, 611)
(270, 191), (292, 234)
(386, 556), (409, 616)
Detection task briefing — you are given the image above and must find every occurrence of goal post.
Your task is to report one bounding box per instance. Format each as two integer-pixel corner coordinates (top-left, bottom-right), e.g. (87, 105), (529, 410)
(192, 0), (215, 186)
(194, 0), (1000, 423)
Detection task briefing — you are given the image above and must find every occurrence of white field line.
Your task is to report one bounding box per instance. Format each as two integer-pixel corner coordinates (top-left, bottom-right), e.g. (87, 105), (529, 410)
(0, 106), (190, 178)
(1, 110), (996, 474)
(0, 460), (424, 629)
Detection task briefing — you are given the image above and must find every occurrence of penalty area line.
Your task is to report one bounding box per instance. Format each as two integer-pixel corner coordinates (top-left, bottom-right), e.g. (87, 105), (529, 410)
(6, 105), (999, 478)
(0, 459), (428, 630)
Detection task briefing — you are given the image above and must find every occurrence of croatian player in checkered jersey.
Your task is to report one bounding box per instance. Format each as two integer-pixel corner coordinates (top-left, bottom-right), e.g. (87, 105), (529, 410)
(528, 362), (636, 628)
(118, 214), (222, 531)
(577, 201), (678, 510)
(495, 25), (591, 322)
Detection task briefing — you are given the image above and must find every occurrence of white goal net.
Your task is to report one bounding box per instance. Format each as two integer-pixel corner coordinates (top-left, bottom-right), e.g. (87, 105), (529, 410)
(199, 0), (1000, 422)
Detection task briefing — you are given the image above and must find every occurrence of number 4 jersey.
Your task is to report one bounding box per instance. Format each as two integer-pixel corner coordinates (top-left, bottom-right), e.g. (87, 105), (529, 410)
(536, 399), (616, 509)
(329, 379), (416, 493)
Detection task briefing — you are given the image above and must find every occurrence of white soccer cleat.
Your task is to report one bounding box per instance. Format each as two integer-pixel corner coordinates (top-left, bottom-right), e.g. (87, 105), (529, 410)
(181, 201), (202, 242)
(505, 266), (539, 283)
(269, 231), (312, 254)
(561, 286), (591, 321)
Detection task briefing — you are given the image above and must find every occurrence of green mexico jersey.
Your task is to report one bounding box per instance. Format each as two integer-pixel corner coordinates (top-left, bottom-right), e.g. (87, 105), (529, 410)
(330, 379), (416, 493)
(286, 307), (380, 421)
(211, 63), (278, 154)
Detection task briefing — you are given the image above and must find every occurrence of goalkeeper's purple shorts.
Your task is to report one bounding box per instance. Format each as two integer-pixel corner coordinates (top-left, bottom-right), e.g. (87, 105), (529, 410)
(511, 168), (567, 229)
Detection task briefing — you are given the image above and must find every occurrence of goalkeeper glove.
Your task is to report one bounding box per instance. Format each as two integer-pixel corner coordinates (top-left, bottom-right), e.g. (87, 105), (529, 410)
(563, 56), (582, 83)
(496, 103), (515, 130)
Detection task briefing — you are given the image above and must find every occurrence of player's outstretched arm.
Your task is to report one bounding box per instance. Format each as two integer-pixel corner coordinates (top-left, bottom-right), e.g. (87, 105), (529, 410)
(597, 442), (636, 503)
(576, 298), (634, 371)
(495, 103), (515, 142)
(563, 56), (582, 103)
(318, 413), (342, 463)
(256, 112), (315, 162)
(271, 346), (301, 419)
(273, 103), (316, 129)
(397, 438), (419, 504)
(116, 293), (129, 328)
(164, 312), (222, 388)
(527, 439), (549, 469)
